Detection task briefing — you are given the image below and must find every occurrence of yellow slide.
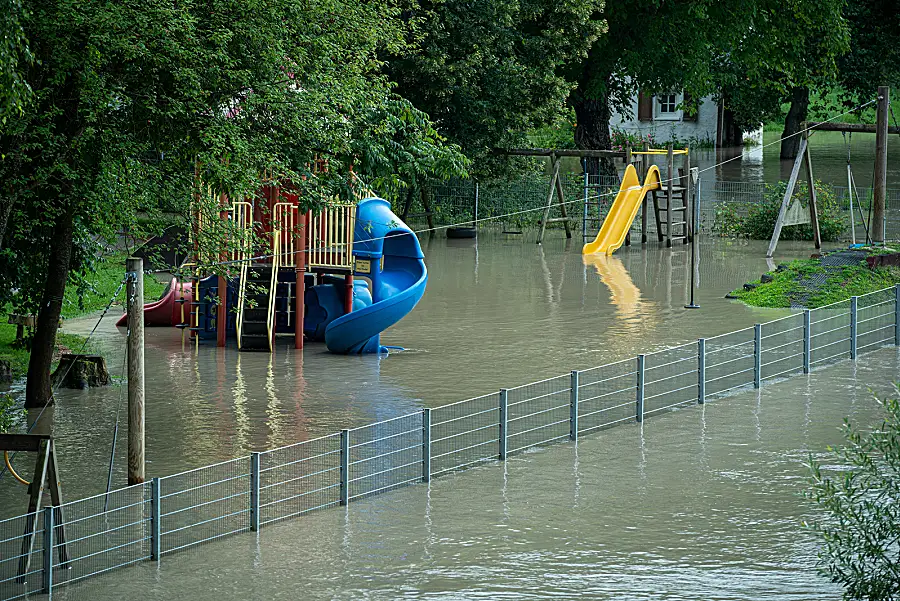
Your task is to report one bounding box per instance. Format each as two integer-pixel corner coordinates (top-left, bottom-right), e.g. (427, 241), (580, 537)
(582, 164), (661, 255)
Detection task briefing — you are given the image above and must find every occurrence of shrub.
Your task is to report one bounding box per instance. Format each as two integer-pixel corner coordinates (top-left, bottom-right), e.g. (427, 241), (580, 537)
(713, 180), (846, 241)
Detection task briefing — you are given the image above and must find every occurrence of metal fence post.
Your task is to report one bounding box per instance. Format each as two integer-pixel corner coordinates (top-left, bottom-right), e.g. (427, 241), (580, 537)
(250, 453), (260, 532)
(422, 408), (431, 482)
(340, 429), (350, 506)
(636, 355), (645, 422)
(499, 389), (508, 460)
(803, 310), (812, 374)
(42, 505), (53, 594)
(570, 370), (579, 441)
(895, 284), (900, 346)
(150, 477), (161, 560)
(753, 324), (762, 388)
(850, 296), (858, 360)
(697, 339), (705, 404)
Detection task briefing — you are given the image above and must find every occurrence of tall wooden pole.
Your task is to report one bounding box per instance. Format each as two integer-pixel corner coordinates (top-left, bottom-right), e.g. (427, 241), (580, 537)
(126, 257), (145, 485)
(873, 86), (889, 243)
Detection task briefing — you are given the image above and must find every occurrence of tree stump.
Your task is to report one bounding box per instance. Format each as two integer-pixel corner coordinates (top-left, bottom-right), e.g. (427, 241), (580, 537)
(51, 354), (110, 390)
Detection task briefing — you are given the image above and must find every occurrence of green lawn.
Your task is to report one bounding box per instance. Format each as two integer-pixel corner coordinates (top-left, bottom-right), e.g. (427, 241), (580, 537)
(763, 88), (878, 132)
(1, 254), (166, 380)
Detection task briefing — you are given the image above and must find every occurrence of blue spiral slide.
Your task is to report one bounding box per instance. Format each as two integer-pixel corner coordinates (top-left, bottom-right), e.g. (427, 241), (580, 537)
(320, 198), (428, 354)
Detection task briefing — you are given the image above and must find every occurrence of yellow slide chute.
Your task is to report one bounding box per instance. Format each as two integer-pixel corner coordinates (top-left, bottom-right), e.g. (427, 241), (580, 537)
(583, 164), (661, 256)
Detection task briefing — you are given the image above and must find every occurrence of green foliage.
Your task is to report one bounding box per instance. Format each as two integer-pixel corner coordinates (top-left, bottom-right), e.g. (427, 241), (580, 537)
(64, 253), (165, 317)
(836, 1), (900, 106)
(610, 128), (654, 151)
(807, 392), (900, 601)
(713, 180), (846, 242)
(0, 0), (32, 122)
(0, 392), (23, 433)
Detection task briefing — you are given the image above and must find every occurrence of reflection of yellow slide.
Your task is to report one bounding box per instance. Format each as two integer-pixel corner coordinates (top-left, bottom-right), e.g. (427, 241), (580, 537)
(583, 164), (661, 256)
(583, 253), (647, 324)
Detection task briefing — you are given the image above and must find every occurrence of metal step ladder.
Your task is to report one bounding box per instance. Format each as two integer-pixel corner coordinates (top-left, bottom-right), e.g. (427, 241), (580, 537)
(237, 263), (276, 352)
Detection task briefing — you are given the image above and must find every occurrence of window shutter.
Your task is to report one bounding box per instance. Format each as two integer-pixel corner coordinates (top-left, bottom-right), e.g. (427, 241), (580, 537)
(637, 91), (653, 122)
(682, 92), (698, 122)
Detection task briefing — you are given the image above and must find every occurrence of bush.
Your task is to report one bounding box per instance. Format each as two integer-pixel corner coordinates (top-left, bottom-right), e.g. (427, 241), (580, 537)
(713, 180), (846, 241)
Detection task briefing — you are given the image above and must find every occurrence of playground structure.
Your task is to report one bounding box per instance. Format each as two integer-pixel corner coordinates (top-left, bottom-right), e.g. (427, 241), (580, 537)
(117, 181), (428, 355)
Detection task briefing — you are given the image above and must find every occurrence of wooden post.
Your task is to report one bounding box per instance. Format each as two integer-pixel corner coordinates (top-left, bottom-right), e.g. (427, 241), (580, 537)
(624, 143), (632, 246)
(553, 165), (572, 239)
(537, 155), (560, 244)
(126, 257), (145, 485)
(682, 148), (692, 241)
(766, 136), (807, 257)
(803, 136), (822, 249)
(666, 144), (674, 247)
(874, 86), (889, 243)
(641, 141), (649, 243)
(295, 212), (306, 349)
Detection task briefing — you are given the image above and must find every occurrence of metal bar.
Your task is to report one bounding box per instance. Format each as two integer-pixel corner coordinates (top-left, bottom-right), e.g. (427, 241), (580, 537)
(339, 430), (349, 506)
(753, 324), (761, 388)
(636, 355), (645, 422)
(895, 284), (899, 346)
(422, 408), (431, 483)
(850, 296), (858, 359)
(499, 389), (508, 460)
(803, 309), (812, 374)
(42, 506), (53, 594)
(698, 338), (706, 404)
(150, 477), (160, 560)
(250, 453), (260, 532)
(570, 370), (579, 441)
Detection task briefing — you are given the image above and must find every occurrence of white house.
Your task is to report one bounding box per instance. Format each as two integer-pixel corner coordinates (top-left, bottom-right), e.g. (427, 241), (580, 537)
(610, 91), (759, 147)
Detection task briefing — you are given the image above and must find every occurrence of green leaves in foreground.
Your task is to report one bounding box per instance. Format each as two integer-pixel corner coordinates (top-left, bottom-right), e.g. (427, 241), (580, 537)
(807, 392), (900, 601)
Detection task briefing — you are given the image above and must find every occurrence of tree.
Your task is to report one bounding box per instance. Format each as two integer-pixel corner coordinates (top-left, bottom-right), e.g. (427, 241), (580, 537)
(387, 0), (601, 176)
(836, 0), (900, 106)
(807, 392), (900, 600)
(0, 0), (465, 408)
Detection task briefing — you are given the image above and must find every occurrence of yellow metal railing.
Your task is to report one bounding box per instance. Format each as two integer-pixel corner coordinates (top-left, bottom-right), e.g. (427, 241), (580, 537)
(232, 201), (253, 350)
(307, 202), (355, 270)
(273, 202), (297, 268)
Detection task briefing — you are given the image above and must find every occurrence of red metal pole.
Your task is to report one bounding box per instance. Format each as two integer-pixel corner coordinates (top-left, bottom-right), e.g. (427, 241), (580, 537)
(295, 211), (307, 349)
(217, 275), (227, 347)
(344, 274), (354, 314)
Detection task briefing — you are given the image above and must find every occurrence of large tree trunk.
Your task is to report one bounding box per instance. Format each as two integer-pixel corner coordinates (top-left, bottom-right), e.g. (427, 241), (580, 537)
(574, 95), (618, 178)
(0, 198), (11, 249)
(25, 208), (75, 408)
(780, 87), (809, 159)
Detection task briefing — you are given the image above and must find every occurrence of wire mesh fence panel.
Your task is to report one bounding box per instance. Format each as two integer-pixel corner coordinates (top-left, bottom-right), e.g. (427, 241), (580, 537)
(52, 483), (150, 586)
(759, 314), (805, 381)
(0, 512), (44, 600)
(856, 289), (898, 353)
(258, 434), (341, 525)
(431, 393), (500, 476)
(505, 375), (571, 453)
(427, 179), (477, 226)
(643, 343), (699, 415)
(810, 300), (852, 365)
(158, 457), (250, 554)
(704, 328), (756, 397)
(577, 359), (637, 433)
(348, 413), (423, 501)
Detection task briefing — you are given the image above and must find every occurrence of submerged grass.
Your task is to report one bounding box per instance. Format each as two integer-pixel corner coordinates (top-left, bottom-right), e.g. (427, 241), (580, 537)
(730, 252), (900, 309)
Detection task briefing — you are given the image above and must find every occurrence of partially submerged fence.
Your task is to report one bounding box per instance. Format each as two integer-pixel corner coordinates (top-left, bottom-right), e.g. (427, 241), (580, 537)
(3, 286), (900, 600)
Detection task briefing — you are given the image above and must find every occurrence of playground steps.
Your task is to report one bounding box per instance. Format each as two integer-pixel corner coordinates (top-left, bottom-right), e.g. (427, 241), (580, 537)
(239, 263), (275, 351)
(651, 184), (689, 247)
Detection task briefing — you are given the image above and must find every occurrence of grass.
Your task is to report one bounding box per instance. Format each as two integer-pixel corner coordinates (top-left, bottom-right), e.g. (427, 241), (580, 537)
(0, 253), (166, 381)
(729, 253), (900, 308)
(763, 87), (878, 132)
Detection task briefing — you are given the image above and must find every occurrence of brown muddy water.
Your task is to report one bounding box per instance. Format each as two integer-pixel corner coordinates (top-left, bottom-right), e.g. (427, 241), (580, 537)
(2, 233), (897, 600)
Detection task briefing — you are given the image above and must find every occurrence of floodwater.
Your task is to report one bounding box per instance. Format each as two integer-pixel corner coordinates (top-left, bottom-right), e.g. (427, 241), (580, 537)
(1, 233), (895, 599)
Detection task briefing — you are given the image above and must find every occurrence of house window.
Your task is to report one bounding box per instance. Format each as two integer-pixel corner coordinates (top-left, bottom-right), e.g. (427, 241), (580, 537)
(656, 93), (679, 119)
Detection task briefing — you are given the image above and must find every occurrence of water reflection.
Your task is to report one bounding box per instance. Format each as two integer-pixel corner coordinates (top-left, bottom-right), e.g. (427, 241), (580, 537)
(582, 253), (650, 327)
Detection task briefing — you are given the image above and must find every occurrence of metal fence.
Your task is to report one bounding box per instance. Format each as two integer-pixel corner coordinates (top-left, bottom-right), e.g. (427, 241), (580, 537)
(3, 285), (900, 600)
(423, 176), (900, 241)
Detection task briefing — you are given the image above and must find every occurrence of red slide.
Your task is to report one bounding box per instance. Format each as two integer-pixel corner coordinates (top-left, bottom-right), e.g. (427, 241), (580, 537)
(115, 278), (193, 327)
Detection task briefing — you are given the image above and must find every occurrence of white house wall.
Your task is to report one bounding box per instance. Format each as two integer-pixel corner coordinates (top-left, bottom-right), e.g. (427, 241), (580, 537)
(610, 95), (720, 145)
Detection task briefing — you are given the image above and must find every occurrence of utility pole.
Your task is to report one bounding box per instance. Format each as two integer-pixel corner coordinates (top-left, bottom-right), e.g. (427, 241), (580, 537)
(874, 86), (889, 243)
(126, 257), (145, 485)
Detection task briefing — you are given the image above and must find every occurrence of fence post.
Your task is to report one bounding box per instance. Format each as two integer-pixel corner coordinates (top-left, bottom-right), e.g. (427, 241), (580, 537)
(895, 284), (900, 346)
(753, 324), (762, 388)
(850, 296), (858, 360)
(340, 429), (350, 506)
(570, 370), (579, 441)
(697, 339), (705, 404)
(250, 453), (260, 532)
(42, 505), (53, 594)
(150, 477), (161, 560)
(636, 355), (645, 422)
(422, 408), (431, 483)
(499, 389), (508, 460)
(803, 310), (812, 374)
